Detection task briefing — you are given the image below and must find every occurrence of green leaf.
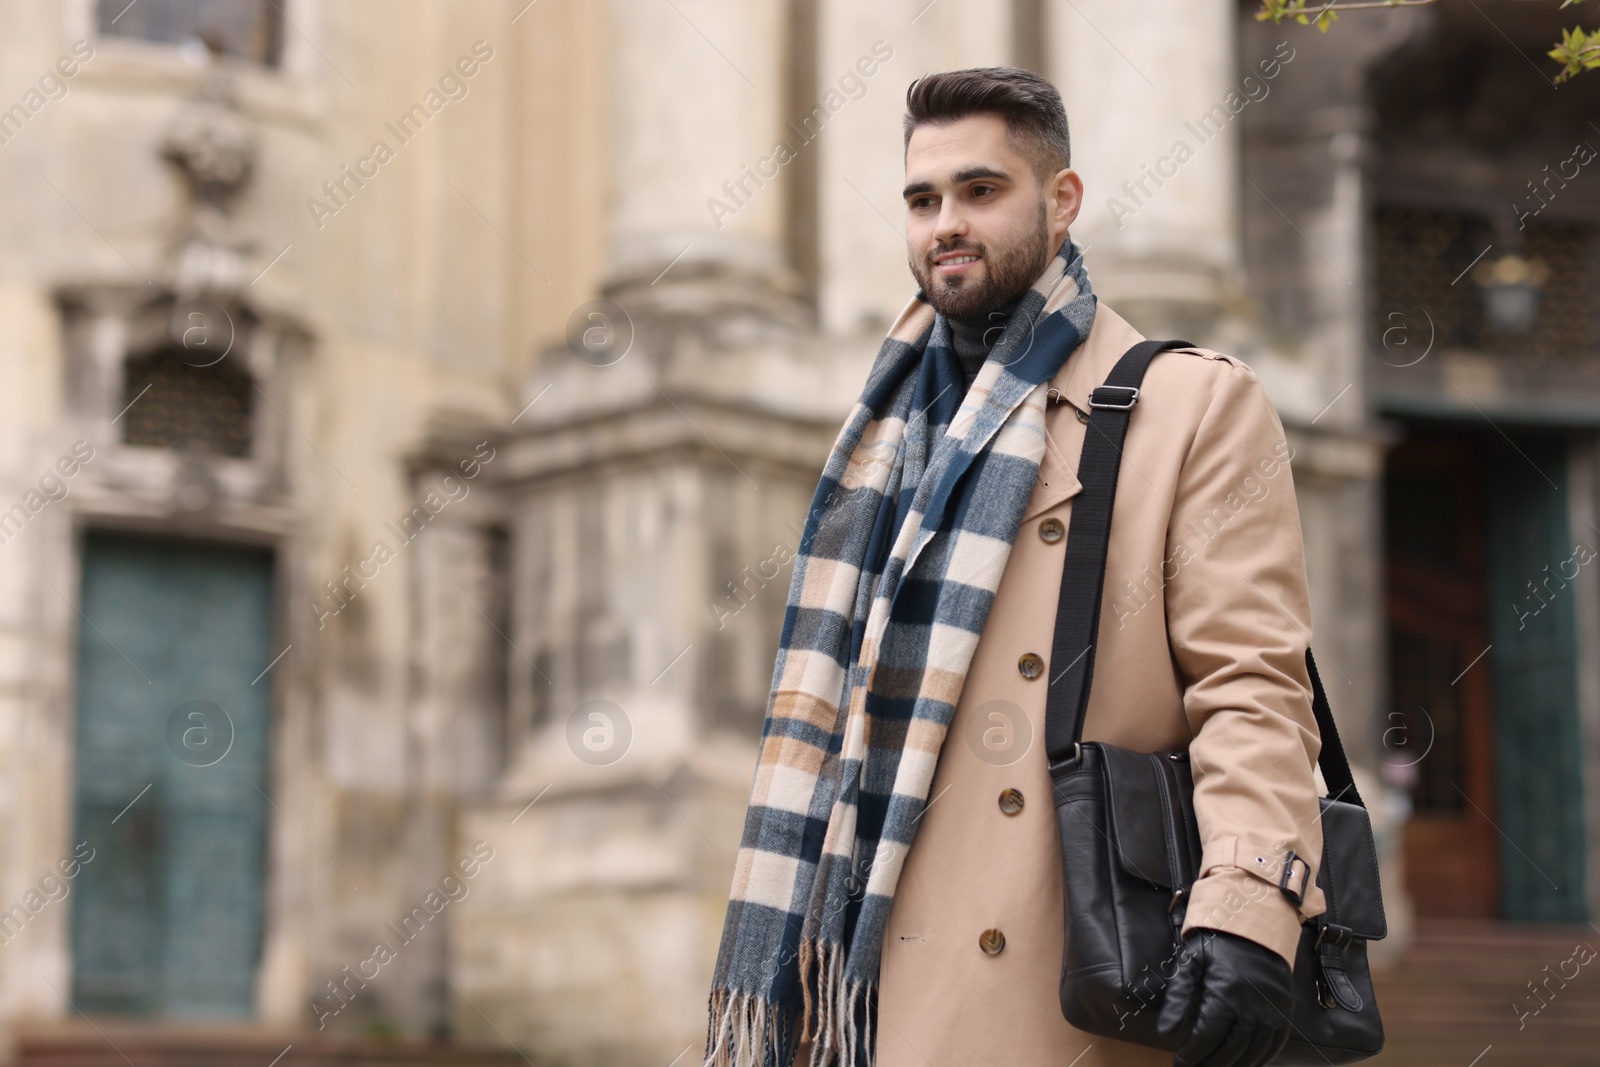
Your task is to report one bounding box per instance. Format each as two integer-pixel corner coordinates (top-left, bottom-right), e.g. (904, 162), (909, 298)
(1550, 25), (1600, 82)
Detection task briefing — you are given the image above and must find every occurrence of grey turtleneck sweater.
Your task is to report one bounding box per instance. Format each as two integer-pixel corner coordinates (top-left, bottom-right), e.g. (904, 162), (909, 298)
(948, 295), (1024, 392)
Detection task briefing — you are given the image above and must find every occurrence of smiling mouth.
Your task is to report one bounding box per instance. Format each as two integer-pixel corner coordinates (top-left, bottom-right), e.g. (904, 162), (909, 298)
(934, 253), (981, 274)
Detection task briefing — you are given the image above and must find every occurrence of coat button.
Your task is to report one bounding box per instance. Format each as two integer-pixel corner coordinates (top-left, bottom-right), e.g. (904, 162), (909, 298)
(1039, 518), (1065, 544)
(998, 788), (1024, 815)
(979, 928), (1006, 955)
(1017, 652), (1044, 680)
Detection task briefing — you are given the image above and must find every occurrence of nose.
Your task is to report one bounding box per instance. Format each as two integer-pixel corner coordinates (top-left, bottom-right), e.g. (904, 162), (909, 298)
(933, 201), (968, 248)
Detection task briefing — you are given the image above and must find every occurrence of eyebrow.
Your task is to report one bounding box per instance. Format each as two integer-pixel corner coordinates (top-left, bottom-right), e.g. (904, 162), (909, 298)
(901, 165), (1015, 200)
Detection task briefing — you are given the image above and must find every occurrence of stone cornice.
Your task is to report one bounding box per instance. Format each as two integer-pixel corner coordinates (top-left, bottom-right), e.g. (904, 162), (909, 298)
(490, 393), (839, 491)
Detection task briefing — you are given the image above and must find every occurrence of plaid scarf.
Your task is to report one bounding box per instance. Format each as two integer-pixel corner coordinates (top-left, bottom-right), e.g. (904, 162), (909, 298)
(703, 240), (1097, 1067)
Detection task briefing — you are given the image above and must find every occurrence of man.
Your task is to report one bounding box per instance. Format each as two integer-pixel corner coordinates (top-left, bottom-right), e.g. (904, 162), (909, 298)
(704, 68), (1326, 1067)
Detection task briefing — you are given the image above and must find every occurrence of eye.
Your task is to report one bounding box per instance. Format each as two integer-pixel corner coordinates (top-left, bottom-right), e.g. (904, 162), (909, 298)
(971, 184), (997, 199)
(909, 195), (935, 210)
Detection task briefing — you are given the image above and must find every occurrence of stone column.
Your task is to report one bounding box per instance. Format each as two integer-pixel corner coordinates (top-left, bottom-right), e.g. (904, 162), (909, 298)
(451, 3), (856, 1065)
(603, 0), (800, 314)
(1049, 0), (1242, 339)
(0, 281), (79, 1025)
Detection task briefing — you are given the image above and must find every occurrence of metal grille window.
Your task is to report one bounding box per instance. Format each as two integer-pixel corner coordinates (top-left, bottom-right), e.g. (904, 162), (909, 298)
(121, 347), (254, 458)
(1522, 220), (1600, 361)
(1375, 206), (1600, 362)
(96, 0), (283, 65)
(1374, 207), (1493, 352)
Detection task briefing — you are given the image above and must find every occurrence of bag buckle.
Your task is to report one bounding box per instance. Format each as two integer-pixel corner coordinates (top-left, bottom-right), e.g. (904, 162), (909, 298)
(1278, 849), (1311, 907)
(1047, 743), (1083, 776)
(1088, 385), (1139, 411)
(1314, 922), (1354, 950)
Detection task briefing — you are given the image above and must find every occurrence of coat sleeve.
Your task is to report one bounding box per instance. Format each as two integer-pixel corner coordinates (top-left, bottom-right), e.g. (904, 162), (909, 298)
(1163, 354), (1327, 967)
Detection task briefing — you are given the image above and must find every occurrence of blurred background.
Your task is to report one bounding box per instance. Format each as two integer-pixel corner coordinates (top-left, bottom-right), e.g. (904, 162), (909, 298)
(0, 0), (1596, 1065)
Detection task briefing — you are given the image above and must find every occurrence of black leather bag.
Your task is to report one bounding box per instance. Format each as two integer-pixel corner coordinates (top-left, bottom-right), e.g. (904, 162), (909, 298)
(1046, 340), (1387, 1064)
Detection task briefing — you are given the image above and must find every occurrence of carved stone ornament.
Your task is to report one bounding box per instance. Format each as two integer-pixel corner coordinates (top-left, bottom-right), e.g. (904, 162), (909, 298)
(161, 64), (258, 299)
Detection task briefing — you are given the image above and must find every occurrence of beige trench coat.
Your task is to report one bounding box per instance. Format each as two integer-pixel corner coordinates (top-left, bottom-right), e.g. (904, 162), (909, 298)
(796, 304), (1328, 1067)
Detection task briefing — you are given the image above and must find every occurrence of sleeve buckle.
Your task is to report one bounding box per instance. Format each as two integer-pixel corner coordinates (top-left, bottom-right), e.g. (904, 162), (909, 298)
(1278, 849), (1311, 907)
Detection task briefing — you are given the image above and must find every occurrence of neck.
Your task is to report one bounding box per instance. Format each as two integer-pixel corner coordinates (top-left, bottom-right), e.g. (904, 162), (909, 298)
(948, 293), (1024, 386)
(950, 293), (1023, 344)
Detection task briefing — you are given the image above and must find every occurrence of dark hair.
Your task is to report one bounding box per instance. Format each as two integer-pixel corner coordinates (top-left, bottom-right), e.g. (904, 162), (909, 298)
(903, 67), (1071, 181)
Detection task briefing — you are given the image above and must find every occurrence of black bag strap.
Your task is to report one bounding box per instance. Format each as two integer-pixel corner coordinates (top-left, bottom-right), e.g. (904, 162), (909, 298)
(1306, 648), (1363, 808)
(1042, 339), (1364, 811)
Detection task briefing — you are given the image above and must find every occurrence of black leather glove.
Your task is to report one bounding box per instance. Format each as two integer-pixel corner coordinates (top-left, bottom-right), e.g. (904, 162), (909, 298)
(1156, 928), (1294, 1067)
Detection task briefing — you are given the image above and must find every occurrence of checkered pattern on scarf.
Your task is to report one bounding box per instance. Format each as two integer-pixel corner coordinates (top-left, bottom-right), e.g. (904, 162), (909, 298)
(703, 240), (1097, 1067)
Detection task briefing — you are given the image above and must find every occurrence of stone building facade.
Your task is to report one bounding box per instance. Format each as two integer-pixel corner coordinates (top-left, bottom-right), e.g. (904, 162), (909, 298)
(0, 1), (1595, 1066)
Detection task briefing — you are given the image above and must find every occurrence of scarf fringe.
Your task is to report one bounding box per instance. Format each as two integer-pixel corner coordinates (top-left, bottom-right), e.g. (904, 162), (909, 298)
(703, 939), (878, 1067)
(703, 986), (797, 1067)
(802, 938), (877, 1067)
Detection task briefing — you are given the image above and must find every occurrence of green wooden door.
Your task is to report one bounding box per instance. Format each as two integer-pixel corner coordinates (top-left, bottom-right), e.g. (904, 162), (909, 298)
(70, 533), (274, 1017)
(1484, 433), (1589, 922)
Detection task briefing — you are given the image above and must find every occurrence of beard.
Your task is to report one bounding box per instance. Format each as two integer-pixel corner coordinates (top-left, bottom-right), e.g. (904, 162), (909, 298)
(909, 200), (1054, 321)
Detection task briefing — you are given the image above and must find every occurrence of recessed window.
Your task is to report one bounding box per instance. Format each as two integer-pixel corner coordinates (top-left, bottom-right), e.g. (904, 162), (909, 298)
(96, 0), (284, 66)
(121, 346), (254, 458)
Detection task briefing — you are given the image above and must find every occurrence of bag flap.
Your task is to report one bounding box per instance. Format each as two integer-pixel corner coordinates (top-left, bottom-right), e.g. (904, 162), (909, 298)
(1318, 796), (1387, 941)
(1098, 744), (1197, 891)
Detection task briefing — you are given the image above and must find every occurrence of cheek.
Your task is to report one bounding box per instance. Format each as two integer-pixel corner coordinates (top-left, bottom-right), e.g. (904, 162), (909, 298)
(905, 219), (936, 259)
(987, 208), (1040, 256)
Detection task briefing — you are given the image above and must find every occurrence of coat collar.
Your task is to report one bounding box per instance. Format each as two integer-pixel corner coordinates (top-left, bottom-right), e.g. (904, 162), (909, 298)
(1018, 302), (1147, 524)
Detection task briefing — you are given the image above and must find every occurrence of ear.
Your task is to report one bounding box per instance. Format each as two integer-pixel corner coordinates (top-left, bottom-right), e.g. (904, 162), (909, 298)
(1047, 168), (1083, 249)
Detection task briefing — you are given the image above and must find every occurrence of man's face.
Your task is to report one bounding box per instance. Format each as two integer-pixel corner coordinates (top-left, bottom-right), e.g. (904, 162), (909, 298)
(903, 114), (1081, 320)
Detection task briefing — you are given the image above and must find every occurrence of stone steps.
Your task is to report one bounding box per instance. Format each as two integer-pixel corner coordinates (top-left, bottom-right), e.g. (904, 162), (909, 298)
(14, 1026), (530, 1067)
(1367, 920), (1600, 1067)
